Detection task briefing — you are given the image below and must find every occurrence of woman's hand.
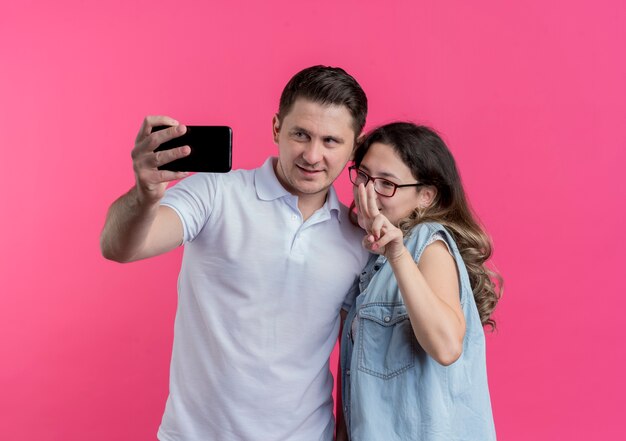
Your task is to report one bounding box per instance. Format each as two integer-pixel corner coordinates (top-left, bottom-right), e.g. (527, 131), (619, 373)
(355, 183), (407, 262)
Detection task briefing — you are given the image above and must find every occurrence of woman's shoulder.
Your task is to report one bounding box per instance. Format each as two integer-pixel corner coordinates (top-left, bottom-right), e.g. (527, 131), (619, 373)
(407, 221), (447, 240)
(406, 222), (458, 257)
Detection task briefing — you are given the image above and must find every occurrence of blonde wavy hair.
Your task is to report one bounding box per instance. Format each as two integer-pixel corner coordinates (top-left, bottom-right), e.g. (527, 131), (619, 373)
(351, 122), (502, 329)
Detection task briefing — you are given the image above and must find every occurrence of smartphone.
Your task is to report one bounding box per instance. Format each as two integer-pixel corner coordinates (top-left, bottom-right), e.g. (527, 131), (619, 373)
(152, 125), (232, 173)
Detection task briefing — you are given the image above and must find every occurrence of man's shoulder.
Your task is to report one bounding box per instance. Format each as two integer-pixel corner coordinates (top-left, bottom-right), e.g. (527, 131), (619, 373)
(183, 165), (257, 186)
(222, 166), (257, 182)
(334, 203), (366, 248)
(333, 201), (351, 222)
(332, 200), (358, 231)
(224, 159), (272, 183)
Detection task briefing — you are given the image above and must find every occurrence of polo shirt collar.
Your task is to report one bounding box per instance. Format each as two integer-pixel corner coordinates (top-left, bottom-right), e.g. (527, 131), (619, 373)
(325, 184), (345, 223)
(255, 157), (345, 222)
(255, 157), (291, 201)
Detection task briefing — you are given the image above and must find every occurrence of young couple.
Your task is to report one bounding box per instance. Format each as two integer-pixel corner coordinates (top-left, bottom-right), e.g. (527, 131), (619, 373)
(101, 65), (501, 441)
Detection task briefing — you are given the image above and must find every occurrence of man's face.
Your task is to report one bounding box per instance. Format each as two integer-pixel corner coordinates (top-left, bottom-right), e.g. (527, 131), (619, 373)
(273, 98), (356, 201)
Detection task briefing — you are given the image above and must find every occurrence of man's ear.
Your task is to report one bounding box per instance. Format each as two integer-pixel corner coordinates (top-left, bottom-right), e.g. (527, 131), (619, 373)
(272, 114), (281, 144)
(418, 186), (438, 209)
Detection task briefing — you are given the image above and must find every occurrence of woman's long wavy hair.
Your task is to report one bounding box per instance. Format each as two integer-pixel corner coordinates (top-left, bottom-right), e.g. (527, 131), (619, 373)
(351, 122), (502, 329)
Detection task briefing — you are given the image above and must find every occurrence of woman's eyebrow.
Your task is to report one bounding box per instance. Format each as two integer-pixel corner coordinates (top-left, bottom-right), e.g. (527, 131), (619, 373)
(360, 163), (400, 180)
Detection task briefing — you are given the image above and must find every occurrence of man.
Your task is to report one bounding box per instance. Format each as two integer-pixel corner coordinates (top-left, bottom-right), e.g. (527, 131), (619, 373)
(100, 66), (369, 441)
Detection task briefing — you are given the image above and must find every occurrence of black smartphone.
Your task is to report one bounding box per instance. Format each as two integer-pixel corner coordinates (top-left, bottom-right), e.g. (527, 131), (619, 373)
(152, 125), (232, 173)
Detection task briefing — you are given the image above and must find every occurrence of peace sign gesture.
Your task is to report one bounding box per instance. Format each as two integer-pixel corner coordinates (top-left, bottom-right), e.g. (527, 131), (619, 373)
(355, 183), (407, 262)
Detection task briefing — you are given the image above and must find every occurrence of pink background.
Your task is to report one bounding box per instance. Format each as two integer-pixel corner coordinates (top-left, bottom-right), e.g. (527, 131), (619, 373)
(1, 0), (624, 439)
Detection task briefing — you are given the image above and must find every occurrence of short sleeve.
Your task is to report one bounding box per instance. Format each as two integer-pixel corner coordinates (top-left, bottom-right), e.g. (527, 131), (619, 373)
(424, 231), (452, 255)
(160, 173), (221, 243)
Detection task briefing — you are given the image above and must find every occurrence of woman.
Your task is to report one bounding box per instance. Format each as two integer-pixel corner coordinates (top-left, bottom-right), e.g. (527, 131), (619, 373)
(338, 122), (501, 440)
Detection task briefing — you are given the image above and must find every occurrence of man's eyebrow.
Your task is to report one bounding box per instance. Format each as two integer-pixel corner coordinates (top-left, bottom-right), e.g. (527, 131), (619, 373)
(290, 126), (346, 144)
(323, 134), (346, 144)
(289, 126), (311, 134)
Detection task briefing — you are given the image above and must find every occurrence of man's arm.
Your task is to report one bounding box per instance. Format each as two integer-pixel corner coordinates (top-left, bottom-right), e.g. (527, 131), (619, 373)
(100, 191), (184, 262)
(100, 116), (191, 263)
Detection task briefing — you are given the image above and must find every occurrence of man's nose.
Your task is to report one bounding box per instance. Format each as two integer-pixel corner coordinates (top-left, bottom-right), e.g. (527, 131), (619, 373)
(302, 140), (323, 165)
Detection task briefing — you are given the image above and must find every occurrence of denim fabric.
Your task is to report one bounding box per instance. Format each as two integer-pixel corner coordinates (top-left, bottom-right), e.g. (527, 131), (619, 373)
(341, 222), (496, 441)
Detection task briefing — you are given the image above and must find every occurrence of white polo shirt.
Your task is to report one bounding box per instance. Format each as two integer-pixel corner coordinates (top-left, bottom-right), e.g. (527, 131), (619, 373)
(158, 157), (369, 441)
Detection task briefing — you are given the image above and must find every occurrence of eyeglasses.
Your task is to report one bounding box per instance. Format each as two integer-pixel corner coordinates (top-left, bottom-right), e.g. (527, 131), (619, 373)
(348, 166), (424, 197)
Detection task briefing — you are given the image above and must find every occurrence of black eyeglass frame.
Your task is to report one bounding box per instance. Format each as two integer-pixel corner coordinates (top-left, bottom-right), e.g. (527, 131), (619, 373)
(348, 165), (424, 197)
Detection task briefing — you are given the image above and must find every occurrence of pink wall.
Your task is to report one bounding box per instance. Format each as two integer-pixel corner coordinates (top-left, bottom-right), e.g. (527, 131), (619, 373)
(1, 0), (624, 439)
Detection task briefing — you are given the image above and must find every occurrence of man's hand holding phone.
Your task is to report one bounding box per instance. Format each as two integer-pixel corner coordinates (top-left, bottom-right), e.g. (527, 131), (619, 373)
(100, 115), (192, 263)
(132, 116), (191, 205)
(131, 115), (233, 205)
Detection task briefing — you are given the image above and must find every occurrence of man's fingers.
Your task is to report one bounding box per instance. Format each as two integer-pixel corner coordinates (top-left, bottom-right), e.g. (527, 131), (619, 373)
(136, 115), (180, 143)
(149, 124), (187, 151)
(138, 168), (190, 186)
(156, 169), (190, 183)
(154, 145), (191, 168)
(133, 124), (187, 162)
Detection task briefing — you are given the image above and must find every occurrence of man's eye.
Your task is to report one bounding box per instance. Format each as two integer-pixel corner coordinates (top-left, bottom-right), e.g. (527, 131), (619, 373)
(294, 132), (308, 139)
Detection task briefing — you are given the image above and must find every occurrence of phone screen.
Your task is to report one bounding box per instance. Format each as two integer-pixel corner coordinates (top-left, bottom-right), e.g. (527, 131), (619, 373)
(153, 125), (232, 173)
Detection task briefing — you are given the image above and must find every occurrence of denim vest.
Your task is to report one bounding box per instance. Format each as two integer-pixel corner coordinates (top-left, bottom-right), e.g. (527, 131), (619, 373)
(340, 222), (496, 440)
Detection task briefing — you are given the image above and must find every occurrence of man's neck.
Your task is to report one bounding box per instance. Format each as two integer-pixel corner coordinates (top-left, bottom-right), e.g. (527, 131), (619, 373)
(272, 157), (329, 221)
(298, 192), (328, 221)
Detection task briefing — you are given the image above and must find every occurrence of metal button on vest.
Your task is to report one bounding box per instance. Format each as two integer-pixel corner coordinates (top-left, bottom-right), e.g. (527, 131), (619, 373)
(384, 316), (391, 323)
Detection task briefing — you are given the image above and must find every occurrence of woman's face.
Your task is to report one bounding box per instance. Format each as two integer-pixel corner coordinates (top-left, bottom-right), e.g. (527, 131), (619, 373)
(354, 142), (422, 226)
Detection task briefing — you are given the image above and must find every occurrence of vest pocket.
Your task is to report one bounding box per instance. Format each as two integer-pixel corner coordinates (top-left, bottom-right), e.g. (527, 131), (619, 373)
(357, 303), (416, 379)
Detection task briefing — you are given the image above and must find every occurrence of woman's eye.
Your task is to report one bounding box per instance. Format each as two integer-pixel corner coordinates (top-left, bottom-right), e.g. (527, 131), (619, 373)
(379, 180), (395, 188)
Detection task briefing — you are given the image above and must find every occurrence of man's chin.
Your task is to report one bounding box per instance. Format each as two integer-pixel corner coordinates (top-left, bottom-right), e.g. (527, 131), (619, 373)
(294, 181), (330, 196)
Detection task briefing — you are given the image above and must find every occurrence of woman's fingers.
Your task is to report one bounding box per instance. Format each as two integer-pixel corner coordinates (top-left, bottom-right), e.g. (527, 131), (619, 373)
(357, 183), (380, 221)
(366, 183), (380, 217)
(358, 183), (369, 219)
(356, 183), (404, 256)
(370, 214), (387, 239)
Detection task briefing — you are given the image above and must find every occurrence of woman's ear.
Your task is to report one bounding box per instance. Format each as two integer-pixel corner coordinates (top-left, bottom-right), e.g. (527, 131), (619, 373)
(418, 186), (438, 209)
(272, 114), (280, 144)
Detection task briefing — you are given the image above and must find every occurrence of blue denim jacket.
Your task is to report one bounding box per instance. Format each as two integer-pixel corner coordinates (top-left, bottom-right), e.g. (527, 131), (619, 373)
(340, 222), (496, 440)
